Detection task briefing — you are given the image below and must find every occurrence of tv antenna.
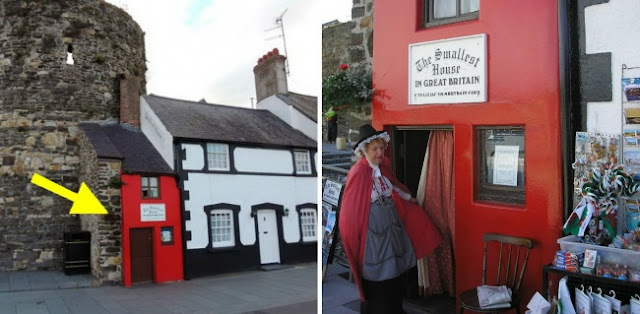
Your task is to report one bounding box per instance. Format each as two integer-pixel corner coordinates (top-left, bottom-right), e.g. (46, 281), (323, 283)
(265, 9), (290, 76)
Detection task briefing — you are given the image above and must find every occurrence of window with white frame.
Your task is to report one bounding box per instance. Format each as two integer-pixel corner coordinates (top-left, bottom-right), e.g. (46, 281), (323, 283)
(294, 150), (311, 174)
(424, 0), (479, 27)
(209, 210), (234, 248)
(299, 209), (317, 242)
(141, 176), (159, 198)
(207, 143), (230, 171)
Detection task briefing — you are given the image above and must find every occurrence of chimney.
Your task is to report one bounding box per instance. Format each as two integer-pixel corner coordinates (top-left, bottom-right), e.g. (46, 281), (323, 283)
(119, 73), (140, 126)
(253, 48), (288, 103)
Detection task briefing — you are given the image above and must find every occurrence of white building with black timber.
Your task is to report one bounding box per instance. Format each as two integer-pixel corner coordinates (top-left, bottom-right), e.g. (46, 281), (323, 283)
(140, 94), (318, 279)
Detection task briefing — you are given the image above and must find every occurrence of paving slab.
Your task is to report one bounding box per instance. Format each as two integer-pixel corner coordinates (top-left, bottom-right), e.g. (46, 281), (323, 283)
(322, 263), (456, 313)
(0, 262), (317, 314)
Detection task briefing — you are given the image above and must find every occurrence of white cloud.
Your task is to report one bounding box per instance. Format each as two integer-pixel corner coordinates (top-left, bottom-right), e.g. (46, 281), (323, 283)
(105, 0), (352, 108)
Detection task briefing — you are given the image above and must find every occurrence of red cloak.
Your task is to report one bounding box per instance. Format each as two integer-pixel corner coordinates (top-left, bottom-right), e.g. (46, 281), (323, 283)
(338, 157), (443, 300)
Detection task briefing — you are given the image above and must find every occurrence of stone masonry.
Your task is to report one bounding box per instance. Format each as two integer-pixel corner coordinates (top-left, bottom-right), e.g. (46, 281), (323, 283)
(77, 129), (122, 285)
(321, 0), (374, 141)
(0, 0), (146, 273)
(350, 0), (374, 67)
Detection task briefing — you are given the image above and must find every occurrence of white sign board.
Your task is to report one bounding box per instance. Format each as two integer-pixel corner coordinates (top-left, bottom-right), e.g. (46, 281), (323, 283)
(141, 203), (166, 222)
(492, 145), (520, 186)
(322, 180), (343, 207)
(409, 33), (487, 104)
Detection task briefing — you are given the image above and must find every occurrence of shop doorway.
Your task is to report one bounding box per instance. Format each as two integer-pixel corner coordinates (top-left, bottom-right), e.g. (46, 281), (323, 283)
(257, 210), (281, 264)
(392, 127), (456, 299)
(130, 228), (154, 284)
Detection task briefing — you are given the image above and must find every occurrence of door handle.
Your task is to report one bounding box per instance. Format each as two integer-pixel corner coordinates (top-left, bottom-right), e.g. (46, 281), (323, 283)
(263, 231), (268, 234)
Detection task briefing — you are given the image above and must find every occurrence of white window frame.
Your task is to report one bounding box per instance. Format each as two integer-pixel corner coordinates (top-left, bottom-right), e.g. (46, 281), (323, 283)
(424, 0), (479, 28)
(207, 143), (230, 171)
(294, 150), (312, 174)
(141, 176), (159, 198)
(209, 209), (235, 248)
(299, 208), (317, 242)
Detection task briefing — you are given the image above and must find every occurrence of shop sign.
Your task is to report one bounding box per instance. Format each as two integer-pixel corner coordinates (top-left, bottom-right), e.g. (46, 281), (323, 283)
(322, 180), (343, 206)
(141, 203), (166, 222)
(409, 33), (487, 104)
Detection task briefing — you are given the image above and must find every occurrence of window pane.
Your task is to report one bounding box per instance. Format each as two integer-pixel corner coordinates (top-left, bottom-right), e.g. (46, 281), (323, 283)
(300, 209), (317, 241)
(461, 0), (479, 14)
(151, 188), (159, 198)
(207, 144), (229, 170)
(295, 151), (311, 174)
(210, 210), (234, 248)
(434, 0), (456, 18)
(149, 177), (158, 187)
(141, 177), (148, 186)
(482, 129), (525, 187)
(477, 127), (525, 205)
(142, 189), (149, 197)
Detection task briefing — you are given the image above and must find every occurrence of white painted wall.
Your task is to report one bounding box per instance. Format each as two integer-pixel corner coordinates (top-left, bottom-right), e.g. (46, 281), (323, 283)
(182, 144), (204, 170)
(585, 0), (640, 134)
(140, 98), (174, 169)
(183, 173), (317, 249)
(234, 147), (293, 174)
(257, 95), (318, 141)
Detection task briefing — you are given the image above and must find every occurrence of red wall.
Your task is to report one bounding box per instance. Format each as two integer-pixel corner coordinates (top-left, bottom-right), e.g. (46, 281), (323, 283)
(373, 0), (564, 307)
(121, 174), (183, 287)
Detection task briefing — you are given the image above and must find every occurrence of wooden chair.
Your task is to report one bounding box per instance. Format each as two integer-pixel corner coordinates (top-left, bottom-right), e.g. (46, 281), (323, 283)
(458, 233), (534, 314)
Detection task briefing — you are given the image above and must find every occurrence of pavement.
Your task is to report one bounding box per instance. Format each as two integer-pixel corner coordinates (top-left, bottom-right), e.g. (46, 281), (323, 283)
(322, 263), (456, 314)
(0, 262), (317, 314)
(321, 142), (353, 156)
(0, 271), (94, 293)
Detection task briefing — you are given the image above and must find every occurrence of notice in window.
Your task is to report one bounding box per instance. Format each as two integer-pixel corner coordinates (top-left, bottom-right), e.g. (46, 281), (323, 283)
(492, 145), (519, 186)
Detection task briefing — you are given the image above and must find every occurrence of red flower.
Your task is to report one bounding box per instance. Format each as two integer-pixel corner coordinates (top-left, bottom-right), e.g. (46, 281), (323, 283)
(339, 64), (349, 70)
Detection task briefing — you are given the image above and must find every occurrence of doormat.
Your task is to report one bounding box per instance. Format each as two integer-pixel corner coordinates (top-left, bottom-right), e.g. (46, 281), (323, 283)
(259, 264), (293, 271)
(337, 271), (351, 281)
(342, 296), (455, 313)
(405, 295), (456, 313)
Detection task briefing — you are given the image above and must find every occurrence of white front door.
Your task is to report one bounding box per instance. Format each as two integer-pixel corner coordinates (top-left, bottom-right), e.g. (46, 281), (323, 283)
(257, 210), (280, 264)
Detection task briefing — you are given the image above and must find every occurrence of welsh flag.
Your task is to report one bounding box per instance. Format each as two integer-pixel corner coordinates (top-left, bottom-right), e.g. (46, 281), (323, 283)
(563, 198), (594, 237)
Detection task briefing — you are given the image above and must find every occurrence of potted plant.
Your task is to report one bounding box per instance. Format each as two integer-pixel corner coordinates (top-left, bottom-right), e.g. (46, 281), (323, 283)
(322, 63), (374, 113)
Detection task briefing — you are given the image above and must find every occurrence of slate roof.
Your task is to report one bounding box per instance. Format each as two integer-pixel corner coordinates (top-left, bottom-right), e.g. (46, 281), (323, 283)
(142, 94), (316, 149)
(80, 122), (174, 175)
(275, 92), (318, 123)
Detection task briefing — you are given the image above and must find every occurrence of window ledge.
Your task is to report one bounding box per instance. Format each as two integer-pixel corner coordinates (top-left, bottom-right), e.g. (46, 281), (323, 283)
(207, 246), (241, 253)
(300, 240), (317, 246)
(423, 12), (478, 29)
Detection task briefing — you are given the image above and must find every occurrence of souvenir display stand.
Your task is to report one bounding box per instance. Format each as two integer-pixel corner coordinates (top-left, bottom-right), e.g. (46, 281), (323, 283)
(542, 265), (640, 308)
(543, 65), (640, 311)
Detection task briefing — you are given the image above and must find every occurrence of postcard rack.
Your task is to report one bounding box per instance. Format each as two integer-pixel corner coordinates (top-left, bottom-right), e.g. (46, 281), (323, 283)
(542, 265), (640, 305)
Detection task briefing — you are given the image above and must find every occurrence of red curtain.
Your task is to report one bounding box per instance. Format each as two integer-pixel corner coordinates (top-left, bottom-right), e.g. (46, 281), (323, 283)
(419, 130), (455, 297)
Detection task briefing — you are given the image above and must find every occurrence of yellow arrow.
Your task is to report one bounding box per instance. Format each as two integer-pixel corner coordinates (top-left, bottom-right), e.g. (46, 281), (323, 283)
(30, 173), (108, 215)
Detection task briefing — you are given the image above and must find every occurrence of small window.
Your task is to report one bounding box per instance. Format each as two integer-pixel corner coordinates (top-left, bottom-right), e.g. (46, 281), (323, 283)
(424, 0), (479, 27)
(207, 143), (230, 171)
(141, 176), (159, 198)
(160, 226), (174, 246)
(66, 44), (74, 65)
(210, 210), (234, 248)
(295, 150), (312, 174)
(476, 126), (525, 205)
(299, 209), (317, 242)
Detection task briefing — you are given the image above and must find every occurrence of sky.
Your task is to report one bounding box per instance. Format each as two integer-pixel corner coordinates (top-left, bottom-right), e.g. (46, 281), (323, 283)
(104, 0), (352, 108)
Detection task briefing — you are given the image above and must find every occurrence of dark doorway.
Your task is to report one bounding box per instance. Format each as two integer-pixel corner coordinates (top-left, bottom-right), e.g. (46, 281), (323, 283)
(130, 228), (154, 284)
(391, 128), (431, 196)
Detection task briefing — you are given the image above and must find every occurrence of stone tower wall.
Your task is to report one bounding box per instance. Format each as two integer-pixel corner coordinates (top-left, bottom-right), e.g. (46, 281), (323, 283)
(321, 0), (374, 141)
(0, 0), (146, 271)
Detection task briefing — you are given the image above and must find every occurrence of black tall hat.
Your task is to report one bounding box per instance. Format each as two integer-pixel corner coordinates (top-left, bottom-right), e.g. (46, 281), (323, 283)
(353, 124), (389, 152)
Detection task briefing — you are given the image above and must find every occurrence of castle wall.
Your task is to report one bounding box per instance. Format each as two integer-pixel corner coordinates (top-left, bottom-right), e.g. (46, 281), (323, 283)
(0, 0), (146, 272)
